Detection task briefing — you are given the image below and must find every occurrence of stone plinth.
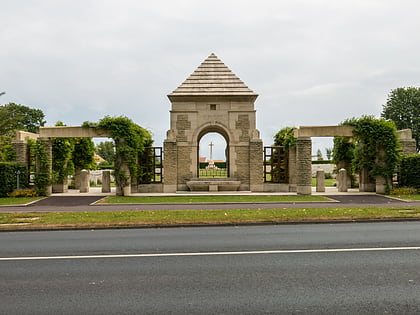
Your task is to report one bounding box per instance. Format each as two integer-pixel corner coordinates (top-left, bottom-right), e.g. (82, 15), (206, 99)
(316, 170), (325, 192)
(337, 168), (348, 192)
(102, 170), (111, 193)
(79, 169), (90, 193)
(186, 178), (241, 191)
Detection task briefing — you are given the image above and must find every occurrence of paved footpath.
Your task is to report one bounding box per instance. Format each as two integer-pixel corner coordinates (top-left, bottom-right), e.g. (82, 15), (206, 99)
(0, 194), (419, 213)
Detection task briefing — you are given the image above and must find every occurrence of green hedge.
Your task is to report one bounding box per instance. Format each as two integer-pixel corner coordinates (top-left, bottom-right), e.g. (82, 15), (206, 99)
(312, 160), (333, 164)
(199, 162), (227, 169)
(0, 162), (28, 197)
(400, 154), (420, 189)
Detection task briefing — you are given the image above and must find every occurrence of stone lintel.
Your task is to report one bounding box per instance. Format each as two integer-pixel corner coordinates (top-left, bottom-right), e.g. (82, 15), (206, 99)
(39, 126), (111, 138)
(15, 130), (40, 141)
(295, 125), (354, 137)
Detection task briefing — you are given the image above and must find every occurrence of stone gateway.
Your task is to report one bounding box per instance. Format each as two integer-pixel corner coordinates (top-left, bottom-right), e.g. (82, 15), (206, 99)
(163, 53), (264, 192)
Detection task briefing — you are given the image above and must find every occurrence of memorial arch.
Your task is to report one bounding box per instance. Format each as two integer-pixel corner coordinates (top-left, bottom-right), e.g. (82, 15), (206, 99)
(163, 53), (264, 192)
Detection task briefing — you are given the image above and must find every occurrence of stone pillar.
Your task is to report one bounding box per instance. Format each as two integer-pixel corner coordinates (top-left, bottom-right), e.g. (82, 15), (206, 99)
(249, 139), (264, 192)
(79, 169), (90, 193)
(115, 163), (130, 196)
(316, 170), (325, 192)
(336, 161), (352, 188)
(38, 137), (53, 196)
(359, 167), (375, 192)
(375, 176), (391, 195)
(102, 170), (111, 193)
(400, 139), (417, 155)
(74, 168), (81, 190)
(53, 181), (68, 193)
(12, 140), (28, 167)
(337, 168), (348, 192)
(296, 137), (312, 195)
(163, 140), (177, 193)
(288, 146), (297, 192)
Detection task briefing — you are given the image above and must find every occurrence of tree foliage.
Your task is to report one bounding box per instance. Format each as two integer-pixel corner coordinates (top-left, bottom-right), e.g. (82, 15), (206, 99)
(0, 103), (46, 136)
(0, 103), (46, 162)
(72, 138), (96, 171)
(273, 127), (297, 151)
(97, 116), (153, 192)
(381, 87), (420, 152)
(333, 116), (401, 192)
(95, 141), (115, 164)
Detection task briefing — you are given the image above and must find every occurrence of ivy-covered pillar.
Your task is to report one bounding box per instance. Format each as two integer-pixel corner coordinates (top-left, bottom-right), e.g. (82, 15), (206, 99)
(114, 138), (131, 196)
(296, 137), (312, 195)
(37, 137), (53, 196)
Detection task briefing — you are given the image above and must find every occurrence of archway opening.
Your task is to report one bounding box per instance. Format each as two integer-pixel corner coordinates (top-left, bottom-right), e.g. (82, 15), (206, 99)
(198, 132), (228, 178)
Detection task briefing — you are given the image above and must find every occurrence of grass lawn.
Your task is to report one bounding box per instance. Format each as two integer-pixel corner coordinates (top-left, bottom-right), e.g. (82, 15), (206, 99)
(1, 207), (419, 229)
(312, 178), (336, 187)
(0, 197), (43, 206)
(101, 195), (329, 204)
(390, 194), (420, 201)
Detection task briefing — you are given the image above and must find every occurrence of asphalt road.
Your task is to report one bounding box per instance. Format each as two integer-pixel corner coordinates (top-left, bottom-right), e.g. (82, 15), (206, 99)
(1, 194), (419, 213)
(1, 222), (420, 314)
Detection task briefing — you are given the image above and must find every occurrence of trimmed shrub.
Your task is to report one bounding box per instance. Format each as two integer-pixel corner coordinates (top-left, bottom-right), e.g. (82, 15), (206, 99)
(8, 188), (39, 197)
(390, 187), (418, 195)
(399, 154), (420, 189)
(0, 162), (28, 197)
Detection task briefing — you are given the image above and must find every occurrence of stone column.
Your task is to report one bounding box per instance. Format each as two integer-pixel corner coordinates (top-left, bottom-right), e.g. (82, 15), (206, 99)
(163, 140), (177, 193)
(288, 146), (297, 192)
(79, 169), (90, 193)
(400, 139), (417, 155)
(316, 170), (325, 192)
(249, 139), (264, 192)
(359, 167), (376, 192)
(375, 175), (391, 195)
(102, 170), (111, 193)
(337, 168), (348, 192)
(12, 140), (28, 166)
(296, 137), (312, 195)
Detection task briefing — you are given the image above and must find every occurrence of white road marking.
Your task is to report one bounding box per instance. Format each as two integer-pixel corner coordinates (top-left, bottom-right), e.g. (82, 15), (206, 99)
(1, 247), (420, 261)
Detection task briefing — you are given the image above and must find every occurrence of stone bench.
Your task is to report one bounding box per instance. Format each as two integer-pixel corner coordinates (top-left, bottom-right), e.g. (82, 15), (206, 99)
(186, 179), (241, 192)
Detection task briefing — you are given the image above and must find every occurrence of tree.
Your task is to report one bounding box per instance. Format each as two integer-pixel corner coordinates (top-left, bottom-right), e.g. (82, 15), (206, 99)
(0, 103), (46, 161)
(95, 141), (115, 164)
(274, 127), (297, 151)
(325, 148), (332, 160)
(316, 149), (323, 161)
(381, 87), (420, 152)
(0, 103), (46, 136)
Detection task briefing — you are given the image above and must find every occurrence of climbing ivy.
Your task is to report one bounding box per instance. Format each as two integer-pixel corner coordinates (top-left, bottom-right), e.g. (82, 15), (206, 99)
(52, 122), (75, 183)
(333, 116), (401, 192)
(97, 116), (153, 192)
(31, 139), (52, 195)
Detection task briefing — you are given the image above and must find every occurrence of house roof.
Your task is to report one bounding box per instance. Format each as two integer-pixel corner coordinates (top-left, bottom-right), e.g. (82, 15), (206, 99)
(168, 53), (257, 97)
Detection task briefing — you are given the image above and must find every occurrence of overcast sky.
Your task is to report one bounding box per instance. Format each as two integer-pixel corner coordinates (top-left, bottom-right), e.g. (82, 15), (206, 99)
(1, 0), (419, 160)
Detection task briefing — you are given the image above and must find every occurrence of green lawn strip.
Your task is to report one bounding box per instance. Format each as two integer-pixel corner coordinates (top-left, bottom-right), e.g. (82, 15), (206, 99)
(101, 195), (329, 204)
(0, 197), (44, 206)
(1, 207), (419, 229)
(390, 194), (420, 201)
(311, 178), (336, 187)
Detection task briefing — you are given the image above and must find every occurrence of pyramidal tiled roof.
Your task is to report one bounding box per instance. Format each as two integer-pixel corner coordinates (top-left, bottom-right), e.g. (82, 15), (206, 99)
(169, 53), (257, 96)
